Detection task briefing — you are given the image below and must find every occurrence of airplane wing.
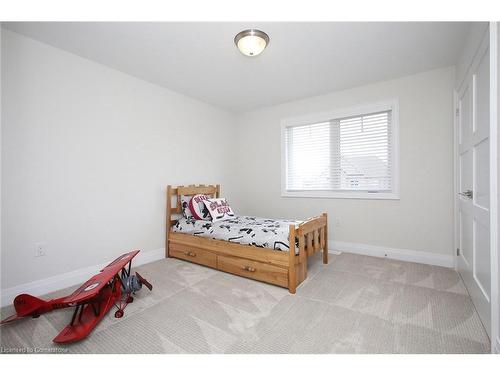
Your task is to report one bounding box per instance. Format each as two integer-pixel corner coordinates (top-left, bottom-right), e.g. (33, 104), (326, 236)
(62, 250), (140, 305)
(101, 250), (140, 273)
(53, 285), (118, 344)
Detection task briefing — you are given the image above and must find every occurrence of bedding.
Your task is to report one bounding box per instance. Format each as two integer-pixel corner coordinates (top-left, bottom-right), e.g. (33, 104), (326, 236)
(172, 215), (302, 253)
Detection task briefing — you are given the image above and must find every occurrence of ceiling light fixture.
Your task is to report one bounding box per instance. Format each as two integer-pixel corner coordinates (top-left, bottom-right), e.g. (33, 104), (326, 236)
(234, 29), (269, 57)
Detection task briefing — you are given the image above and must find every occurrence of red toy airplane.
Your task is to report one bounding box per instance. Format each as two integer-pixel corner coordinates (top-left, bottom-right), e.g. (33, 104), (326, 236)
(1, 250), (152, 344)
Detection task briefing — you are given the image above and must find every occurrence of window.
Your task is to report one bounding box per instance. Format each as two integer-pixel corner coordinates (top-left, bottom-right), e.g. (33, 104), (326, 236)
(281, 101), (399, 199)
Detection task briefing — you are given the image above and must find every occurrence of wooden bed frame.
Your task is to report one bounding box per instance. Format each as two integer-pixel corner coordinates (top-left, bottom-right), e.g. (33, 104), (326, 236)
(165, 184), (328, 293)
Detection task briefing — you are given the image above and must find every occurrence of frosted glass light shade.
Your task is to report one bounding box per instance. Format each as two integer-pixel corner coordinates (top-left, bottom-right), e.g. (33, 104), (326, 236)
(234, 29), (269, 57)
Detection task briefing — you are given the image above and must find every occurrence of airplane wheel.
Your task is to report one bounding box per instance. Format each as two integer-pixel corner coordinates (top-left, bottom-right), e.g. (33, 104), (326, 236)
(126, 296), (134, 303)
(114, 309), (124, 318)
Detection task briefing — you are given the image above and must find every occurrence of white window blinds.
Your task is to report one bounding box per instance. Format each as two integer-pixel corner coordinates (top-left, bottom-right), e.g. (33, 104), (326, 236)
(285, 110), (393, 193)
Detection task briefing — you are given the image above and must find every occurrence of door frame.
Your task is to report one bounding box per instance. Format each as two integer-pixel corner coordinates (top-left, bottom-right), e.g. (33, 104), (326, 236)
(489, 22), (500, 355)
(453, 89), (459, 271)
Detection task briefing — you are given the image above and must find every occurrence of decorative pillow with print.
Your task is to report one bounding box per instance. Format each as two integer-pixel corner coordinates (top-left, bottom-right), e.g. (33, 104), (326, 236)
(181, 195), (196, 220)
(205, 198), (235, 222)
(180, 195), (195, 219)
(188, 194), (212, 221)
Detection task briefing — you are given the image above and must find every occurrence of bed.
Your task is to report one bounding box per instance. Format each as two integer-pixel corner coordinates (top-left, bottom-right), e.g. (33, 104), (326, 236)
(166, 184), (328, 293)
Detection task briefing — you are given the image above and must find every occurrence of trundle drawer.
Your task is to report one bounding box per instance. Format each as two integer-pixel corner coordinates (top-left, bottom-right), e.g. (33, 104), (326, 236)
(169, 244), (217, 268)
(217, 255), (288, 287)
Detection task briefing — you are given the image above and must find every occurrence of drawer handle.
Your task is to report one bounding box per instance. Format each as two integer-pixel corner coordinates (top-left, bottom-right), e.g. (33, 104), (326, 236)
(242, 265), (256, 272)
(185, 251), (196, 257)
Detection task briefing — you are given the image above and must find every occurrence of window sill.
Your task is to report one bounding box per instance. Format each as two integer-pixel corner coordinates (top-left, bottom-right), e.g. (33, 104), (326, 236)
(281, 190), (400, 200)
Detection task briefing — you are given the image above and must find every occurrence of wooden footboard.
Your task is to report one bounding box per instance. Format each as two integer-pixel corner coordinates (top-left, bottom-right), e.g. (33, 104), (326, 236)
(287, 213), (328, 293)
(166, 184), (328, 294)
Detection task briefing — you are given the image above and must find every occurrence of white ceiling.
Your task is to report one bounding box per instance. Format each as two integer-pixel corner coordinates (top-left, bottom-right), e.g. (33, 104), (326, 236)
(4, 22), (471, 113)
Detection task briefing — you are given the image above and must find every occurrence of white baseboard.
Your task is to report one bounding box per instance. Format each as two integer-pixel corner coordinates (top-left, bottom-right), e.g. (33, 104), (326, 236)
(0, 248), (164, 307)
(330, 240), (454, 268)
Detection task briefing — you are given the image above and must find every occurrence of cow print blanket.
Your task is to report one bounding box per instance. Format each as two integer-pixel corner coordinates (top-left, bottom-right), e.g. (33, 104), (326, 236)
(172, 216), (302, 253)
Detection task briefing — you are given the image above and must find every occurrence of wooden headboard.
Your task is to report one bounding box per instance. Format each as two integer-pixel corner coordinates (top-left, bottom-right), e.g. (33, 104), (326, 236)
(165, 183), (220, 232)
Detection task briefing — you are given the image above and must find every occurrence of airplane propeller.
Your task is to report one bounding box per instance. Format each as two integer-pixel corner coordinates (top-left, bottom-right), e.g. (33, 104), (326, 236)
(135, 272), (153, 291)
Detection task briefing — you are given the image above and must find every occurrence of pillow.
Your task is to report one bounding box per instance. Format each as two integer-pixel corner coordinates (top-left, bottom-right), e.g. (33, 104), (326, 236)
(180, 195), (194, 219)
(204, 198), (235, 222)
(188, 194), (212, 221)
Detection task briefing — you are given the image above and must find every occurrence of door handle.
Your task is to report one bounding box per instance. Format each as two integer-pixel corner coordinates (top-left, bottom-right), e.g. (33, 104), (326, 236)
(459, 190), (473, 199)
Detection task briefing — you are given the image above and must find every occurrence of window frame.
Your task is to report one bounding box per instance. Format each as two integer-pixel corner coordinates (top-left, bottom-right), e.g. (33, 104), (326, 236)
(280, 99), (400, 200)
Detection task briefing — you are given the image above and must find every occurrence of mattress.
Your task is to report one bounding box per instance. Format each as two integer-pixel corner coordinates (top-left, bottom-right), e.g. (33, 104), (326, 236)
(171, 215), (302, 253)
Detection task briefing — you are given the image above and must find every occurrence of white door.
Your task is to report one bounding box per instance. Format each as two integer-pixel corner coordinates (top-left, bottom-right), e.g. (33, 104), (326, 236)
(457, 42), (491, 335)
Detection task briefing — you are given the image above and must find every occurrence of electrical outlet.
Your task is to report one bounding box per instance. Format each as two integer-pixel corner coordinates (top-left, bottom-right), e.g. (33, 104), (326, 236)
(34, 242), (46, 257)
(335, 217), (342, 227)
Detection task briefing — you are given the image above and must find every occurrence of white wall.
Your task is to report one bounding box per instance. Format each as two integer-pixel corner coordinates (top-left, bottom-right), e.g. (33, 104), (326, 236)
(456, 23), (489, 88)
(1, 30), (236, 290)
(233, 67), (455, 260)
(0, 29), (458, 299)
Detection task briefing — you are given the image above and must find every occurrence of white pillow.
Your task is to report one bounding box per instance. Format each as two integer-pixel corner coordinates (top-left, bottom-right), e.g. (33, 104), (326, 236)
(204, 198), (235, 222)
(188, 194), (212, 220)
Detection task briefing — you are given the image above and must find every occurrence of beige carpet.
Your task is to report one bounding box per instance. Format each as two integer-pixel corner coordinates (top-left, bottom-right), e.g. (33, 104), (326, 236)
(0, 253), (491, 354)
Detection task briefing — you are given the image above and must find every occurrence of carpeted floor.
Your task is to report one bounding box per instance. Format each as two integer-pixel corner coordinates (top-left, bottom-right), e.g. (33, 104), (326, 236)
(0, 252), (491, 354)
